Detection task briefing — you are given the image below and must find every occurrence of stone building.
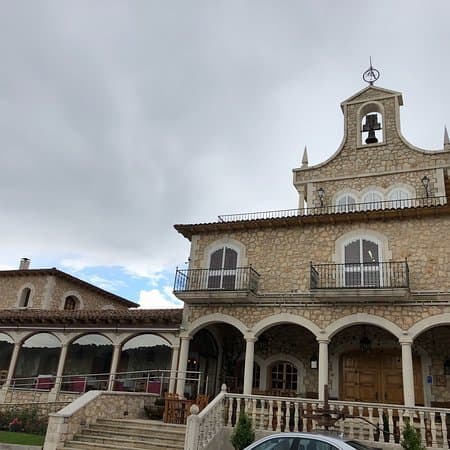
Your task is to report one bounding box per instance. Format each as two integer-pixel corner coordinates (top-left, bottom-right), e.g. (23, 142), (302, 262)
(173, 82), (450, 409)
(0, 259), (182, 403)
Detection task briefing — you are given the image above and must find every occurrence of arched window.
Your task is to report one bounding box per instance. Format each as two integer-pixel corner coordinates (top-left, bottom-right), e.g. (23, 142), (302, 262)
(363, 191), (383, 210)
(18, 287), (32, 308)
(64, 334), (113, 380)
(207, 246), (238, 289)
(344, 238), (380, 287)
(270, 361), (297, 392)
(14, 333), (61, 384)
(336, 194), (357, 213)
(64, 296), (78, 311)
(388, 188), (412, 208)
(119, 334), (171, 373)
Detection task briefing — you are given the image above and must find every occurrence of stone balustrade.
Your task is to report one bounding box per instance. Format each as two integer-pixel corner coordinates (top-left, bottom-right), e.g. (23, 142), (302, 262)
(188, 390), (450, 450)
(185, 384), (227, 450)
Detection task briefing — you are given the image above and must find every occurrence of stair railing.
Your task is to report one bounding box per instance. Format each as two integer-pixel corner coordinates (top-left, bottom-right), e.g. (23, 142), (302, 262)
(185, 384), (227, 450)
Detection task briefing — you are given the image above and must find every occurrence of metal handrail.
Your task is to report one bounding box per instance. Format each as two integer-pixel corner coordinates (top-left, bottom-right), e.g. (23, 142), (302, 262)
(310, 260), (409, 289)
(174, 266), (260, 293)
(5, 368), (203, 395)
(217, 195), (447, 222)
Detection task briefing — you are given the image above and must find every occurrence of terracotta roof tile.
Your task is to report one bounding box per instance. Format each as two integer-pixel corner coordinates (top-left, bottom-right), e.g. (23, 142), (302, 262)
(0, 308), (183, 326)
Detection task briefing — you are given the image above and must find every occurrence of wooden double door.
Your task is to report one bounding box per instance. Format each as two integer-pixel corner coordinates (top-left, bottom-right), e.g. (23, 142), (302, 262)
(341, 350), (424, 405)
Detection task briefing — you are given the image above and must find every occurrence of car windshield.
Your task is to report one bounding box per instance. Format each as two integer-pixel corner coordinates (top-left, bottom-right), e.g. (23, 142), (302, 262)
(345, 440), (381, 450)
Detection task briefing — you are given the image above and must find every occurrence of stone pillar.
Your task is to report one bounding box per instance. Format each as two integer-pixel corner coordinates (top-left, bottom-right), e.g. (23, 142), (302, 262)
(108, 344), (122, 391)
(168, 344), (180, 394)
(4, 342), (21, 389)
(298, 189), (305, 213)
(400, 337), (415, 407)
(176, 336), (191, 397)
(51, 344), (68, 396)
(0, 342), (21, 401)
(317, 339), (329, 401)
(243, 337), (256, 395)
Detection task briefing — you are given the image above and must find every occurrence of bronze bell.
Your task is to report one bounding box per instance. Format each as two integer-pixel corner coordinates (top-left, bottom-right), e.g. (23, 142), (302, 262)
(363, 114), (381, 144)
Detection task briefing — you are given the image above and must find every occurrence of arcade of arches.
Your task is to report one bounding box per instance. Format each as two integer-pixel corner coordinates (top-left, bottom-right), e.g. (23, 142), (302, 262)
(0, 332), (172, 393)
(176, 317), (450, 408)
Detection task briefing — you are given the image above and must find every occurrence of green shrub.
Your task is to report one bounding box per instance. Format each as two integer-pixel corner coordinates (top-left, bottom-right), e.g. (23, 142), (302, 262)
(230, 411), (255, 450)
(0, 407), (47, 435)
(401, 420), (425, 450)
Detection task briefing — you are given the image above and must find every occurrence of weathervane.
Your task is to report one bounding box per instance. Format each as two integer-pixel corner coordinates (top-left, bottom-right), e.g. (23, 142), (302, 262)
(362, 57), (380, 85)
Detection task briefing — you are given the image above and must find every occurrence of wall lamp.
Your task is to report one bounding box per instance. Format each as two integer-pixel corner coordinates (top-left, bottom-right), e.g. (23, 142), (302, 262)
(421, 175), (430, 198)
(317, 187), (325, 207)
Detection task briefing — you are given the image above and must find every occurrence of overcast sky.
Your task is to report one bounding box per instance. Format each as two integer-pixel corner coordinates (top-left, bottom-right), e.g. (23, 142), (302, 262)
(1, 1), (449, 308)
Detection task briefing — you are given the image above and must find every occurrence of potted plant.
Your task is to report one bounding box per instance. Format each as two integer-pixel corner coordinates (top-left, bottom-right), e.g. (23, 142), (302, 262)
(231, 411), (255, 450)
(401, 420), (425, 450)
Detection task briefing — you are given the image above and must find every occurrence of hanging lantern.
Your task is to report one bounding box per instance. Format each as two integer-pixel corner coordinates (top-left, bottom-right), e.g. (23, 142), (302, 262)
(359, 335), (372, 353)
(444, 359), (450, 375)
(310, 354), (318, 369)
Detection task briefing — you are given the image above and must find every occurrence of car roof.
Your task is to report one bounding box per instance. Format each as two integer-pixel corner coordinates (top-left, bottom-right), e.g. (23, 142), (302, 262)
(246, 433), (354, 449)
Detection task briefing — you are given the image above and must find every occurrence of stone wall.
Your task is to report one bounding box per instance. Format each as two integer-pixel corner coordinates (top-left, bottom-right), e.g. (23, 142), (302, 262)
(48, 276), (129, 310)
(0, 273), (129, 310)
(292, 88), (450, 210)
(295, 93), (450, 183)
(0, 274), (50, 309)
(190, 214), (450, 294)
(3, 389), (78, 405)
(43, 391), (156, 450)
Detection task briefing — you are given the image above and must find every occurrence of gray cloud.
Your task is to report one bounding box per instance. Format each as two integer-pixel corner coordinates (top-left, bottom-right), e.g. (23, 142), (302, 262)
(0, 0), (449, 272)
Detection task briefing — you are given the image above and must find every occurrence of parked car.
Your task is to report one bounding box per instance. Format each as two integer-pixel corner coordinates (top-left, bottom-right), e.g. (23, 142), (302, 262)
(244, 433), (379, 450)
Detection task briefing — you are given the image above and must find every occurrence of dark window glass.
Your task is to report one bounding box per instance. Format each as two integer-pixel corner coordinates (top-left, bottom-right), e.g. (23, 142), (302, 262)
(345, 240), (360, 264)
(19, 288), (31, 307)
(209, 249), (224, 270)
(64, 296), (77, 310)
(224, 248), (238, 269)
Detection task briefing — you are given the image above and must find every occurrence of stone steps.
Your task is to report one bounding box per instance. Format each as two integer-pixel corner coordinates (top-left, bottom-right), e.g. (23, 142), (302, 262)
(57, 419), (185, 450)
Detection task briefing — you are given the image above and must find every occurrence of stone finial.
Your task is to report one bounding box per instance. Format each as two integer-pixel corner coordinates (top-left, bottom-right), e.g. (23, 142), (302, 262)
(444, 125), (450, 147)
(221, 384), (227, 393)
(301, 146), (309, 168)
(190, 404), (200, 415)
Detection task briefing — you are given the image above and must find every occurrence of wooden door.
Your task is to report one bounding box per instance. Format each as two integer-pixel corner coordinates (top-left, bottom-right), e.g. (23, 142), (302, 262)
(341, 350), (424, 405)
(341, 354), (359, 401)
(382, 354), (404, 404)
(413, 357), (424, 406)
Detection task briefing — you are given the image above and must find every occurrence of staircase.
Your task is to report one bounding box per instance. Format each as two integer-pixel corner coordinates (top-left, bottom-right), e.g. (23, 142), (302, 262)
(58, 418), (186, 450)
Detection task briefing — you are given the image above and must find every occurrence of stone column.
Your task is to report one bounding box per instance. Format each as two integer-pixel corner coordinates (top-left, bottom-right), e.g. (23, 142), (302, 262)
(108, 344), (122, 391)
(243, 337), (256, 395)
(0, 342), (21, 402)
(51, 344), (68, 396)
(3, 342), (21, 389)
(298, 189), (305, 214)
(317, 339), (329, 401)
(176, 336), (191, 397)
(168, 344), (180, 394)
(400, 337), (415, 407)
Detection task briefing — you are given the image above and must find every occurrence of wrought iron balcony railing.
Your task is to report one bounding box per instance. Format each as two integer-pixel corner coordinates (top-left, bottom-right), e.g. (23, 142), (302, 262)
(310, 261), (409, 289)
(174, 267), (260, 293)
(218, 195), (447, 222)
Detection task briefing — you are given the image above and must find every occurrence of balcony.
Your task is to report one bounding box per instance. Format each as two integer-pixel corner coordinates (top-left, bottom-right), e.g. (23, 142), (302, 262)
(217, 195), (447, 222)
(310, 261), (409, 300)
(173, 267), (260, 303)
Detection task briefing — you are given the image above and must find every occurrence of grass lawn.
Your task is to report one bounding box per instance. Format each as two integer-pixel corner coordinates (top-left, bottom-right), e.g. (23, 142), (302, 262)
(0, 430), (45, 446)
